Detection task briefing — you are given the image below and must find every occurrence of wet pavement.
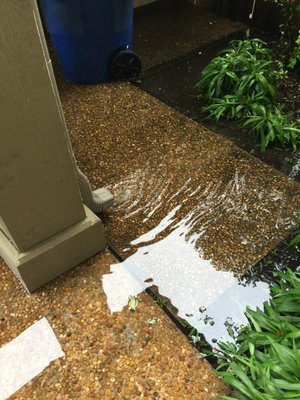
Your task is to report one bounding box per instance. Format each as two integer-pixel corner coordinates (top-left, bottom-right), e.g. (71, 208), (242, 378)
(134, 0), (244, 69)
(0, 252), (228, 399)
(1, 5), (299, 397)
(60, 82), (300, 346)
(138, 29), (300, 182)
(1, 77), (298, 398)
(103, 215), (271, 345)
(62, 83), (300, 271)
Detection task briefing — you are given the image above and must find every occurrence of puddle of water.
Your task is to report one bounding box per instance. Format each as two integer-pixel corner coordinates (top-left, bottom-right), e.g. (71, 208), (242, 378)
(105, 158), (298, 346)
(109, 163), (296, 273)
(289, 152), (300, 180)
(103, 203), (271, 346)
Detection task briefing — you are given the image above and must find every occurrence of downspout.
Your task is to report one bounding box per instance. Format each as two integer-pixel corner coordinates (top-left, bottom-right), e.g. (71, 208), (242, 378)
(36, 5), (114, 215)
(77, 167), (114, 213)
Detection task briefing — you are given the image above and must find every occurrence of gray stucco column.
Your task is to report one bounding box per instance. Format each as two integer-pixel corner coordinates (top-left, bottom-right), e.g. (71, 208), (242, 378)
(0, 0), (106, 292)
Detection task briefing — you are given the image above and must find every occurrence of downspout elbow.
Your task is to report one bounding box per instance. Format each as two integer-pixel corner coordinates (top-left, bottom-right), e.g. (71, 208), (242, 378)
(77, 167), (114, 213)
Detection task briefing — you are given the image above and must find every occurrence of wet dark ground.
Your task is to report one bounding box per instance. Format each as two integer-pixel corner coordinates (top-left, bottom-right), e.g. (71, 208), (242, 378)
(133, 0), (244, 69)
(48, 0), (300, 356)
(131, 24), (300, 348)
(138, 29), (300, 183)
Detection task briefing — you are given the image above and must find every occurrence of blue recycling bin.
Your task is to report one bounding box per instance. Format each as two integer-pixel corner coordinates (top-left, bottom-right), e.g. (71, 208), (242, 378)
(40, 0), (141, 83)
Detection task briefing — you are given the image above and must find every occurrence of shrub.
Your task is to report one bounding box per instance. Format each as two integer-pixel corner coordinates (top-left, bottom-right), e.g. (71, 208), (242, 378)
(213, 269), (300, 400)
(288, 32), (300, 69)
(196, 39), (300, 151)
(242, 107), (300, 151)
(202, 93), (269, 122)
(196, 39), (277, 102)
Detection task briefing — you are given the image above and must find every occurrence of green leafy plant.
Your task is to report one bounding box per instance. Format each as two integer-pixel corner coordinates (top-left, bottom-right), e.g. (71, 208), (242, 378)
(288, 32), (300, 69)
(213, 269), (300, 400)
(290, 212), (300, 246)
(196, 39), (276, 102)
(202, 94), (270, 122)
(149, 290), (167, 308)
(242, 107), (300, 151)
(221, 39), (273, 61)
(196, 39), (300, 151)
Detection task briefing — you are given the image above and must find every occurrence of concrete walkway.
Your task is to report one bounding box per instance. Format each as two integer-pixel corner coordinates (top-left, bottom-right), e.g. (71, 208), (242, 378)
(61, 81), (300, 345)
(1, 79), (299, 399)
(2, 3), (297, 398)
(0, 251), (228, 399)
(62, 82), (300, 274)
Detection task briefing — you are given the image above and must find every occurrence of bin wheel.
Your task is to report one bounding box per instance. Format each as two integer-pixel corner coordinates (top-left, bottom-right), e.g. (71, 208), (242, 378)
(111, 50), (142, 81)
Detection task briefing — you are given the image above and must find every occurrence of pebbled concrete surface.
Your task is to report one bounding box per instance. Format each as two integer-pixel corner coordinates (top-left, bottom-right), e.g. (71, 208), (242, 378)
(0, 251), (228, 399)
